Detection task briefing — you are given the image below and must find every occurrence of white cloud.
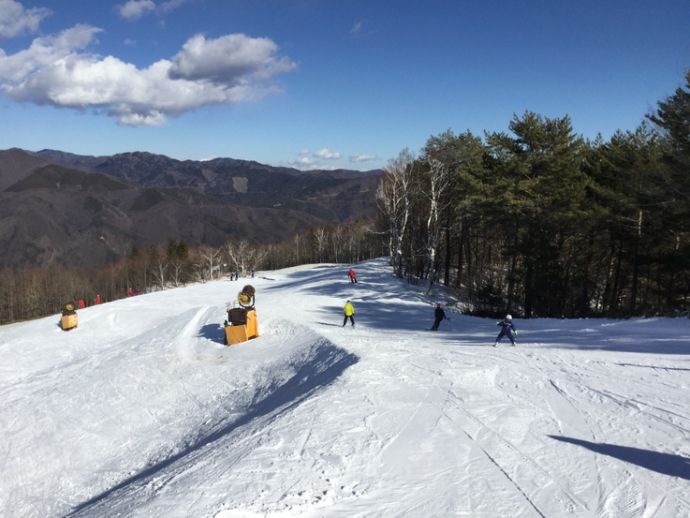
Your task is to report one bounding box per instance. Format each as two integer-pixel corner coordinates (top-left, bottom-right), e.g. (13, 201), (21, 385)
(313, 148), (340, 160)
(288, 149), (345, 170)
(289, 155), (319, 169)
(350, 21), (363, 36)
(0, 25), (101, 83)
(117, 0), (155, 20)
(349, 153), (377, 162)
(288, 148), (352, 171)
(0, 26), (297, 126)
(169, 33), (296, 84)
(159, 0), (192, 13)
(0, 0), (50, 39)
(350, 19), (374, 38)
(288, 150), (330, 170)
(117, 0), (193, 20)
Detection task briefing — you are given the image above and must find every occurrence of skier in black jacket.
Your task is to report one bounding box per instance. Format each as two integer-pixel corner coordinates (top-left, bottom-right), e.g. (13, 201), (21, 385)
(430, 303), (447, 331)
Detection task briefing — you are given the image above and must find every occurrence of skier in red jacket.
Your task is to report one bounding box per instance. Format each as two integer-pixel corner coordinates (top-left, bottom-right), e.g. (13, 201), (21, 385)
(347, 268), (357, 283)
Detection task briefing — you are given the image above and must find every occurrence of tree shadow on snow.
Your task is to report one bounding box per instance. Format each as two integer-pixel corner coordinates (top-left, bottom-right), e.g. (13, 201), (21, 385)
(263, 264), (343, 292)
(615, 362), (690, 372)
(266, 259), (690, 355)
(549, 435), (690, 480)
(320, 301), (437, 333)
(266, 260), (433, 306)
(317, 301), (498, 349)
(521, 320), (690, 355)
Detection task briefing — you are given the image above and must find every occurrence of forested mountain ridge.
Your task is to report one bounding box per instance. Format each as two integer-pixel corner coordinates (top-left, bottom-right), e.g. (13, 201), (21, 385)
(32, 149), (380, 221)
(0, 148), (380, 268)
(0, 148), (53, 192)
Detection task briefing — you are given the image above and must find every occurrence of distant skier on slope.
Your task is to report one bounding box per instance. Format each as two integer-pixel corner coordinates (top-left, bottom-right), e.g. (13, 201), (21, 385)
(343, 300), (355, 327)
(347, 268), (357, 283)
(430, 303), (448, 331)
(494, 314), (517, 346)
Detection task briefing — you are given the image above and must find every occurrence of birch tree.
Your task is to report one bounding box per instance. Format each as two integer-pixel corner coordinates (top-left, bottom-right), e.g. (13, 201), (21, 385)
(167, 240), (189, 287)
(196, 245), (221, 281)
(152, 258), (168, 289)
(331, 225), (344, 263)
(225, 240), (266, 276)
(169, 258), (186, 287)
(377, 148), (414, 277)
(422, 158), (452, 294)
(313, 227), (327, 262)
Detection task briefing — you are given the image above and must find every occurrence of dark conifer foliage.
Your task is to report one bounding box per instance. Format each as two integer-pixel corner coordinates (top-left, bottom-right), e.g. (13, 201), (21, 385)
(378, 73), (690, 317)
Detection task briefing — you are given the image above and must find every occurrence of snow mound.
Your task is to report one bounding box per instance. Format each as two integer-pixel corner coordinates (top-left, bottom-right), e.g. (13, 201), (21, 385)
(1, 301), (357, 518)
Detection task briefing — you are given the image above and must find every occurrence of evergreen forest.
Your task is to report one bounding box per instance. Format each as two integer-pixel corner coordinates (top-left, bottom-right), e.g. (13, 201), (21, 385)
(377, 71), (690, 317)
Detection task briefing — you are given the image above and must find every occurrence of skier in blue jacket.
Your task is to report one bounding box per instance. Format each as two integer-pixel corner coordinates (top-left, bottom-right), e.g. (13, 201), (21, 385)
(494, 314), (517, 346)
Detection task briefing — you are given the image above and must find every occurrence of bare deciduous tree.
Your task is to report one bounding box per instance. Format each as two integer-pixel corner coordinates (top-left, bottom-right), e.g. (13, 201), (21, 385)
(152, 258), (168, 289)
(225, 240), (266, 276)
(169, 258), (186, 287)
(377, 148), (414, 277)
(199, 246), (222, 281)
(331, 226), (345, 263)
(313, 227), (327, 262)
(422, 158), (452, 294)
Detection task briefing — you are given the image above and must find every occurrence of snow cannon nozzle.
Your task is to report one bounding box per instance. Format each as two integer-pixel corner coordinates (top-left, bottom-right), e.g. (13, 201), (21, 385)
(238, 285), (256, 308)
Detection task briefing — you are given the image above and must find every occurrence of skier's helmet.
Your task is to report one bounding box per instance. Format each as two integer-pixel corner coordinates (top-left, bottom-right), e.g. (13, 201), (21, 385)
(505, 314), (512, 320)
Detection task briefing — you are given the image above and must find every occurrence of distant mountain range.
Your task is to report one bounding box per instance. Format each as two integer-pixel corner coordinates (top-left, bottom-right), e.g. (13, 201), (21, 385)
(0, 148), (381, 268)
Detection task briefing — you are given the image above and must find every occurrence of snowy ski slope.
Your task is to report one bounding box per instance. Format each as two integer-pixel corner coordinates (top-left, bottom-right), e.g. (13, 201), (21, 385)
(0, 258), (688, 517)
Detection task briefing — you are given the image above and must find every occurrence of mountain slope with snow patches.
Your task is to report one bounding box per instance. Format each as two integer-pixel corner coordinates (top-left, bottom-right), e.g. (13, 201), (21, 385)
(1, 259), (689, 517)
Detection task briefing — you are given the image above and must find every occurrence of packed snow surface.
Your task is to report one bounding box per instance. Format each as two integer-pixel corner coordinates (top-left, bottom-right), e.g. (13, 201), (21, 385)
(1, 258), (689, 517)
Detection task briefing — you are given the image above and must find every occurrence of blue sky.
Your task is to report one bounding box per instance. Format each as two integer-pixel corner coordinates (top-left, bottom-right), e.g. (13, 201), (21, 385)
(0, 0), (688, 170)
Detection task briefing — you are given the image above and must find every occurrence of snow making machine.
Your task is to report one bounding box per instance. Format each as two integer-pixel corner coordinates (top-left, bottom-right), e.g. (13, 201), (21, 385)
(60, 302), (78, 331)
(224, 285), (259, 346)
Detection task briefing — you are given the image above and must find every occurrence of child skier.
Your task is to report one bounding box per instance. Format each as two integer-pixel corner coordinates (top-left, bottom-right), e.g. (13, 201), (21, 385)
(494, 314), (517, 346)
(343, 300), (355, 327)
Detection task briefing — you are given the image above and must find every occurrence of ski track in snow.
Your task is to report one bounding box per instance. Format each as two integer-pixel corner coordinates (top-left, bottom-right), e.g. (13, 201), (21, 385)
(1, 258), (689, 517)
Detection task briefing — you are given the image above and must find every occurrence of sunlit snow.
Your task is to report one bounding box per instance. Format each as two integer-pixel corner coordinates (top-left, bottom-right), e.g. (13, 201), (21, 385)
(1, 258), (688, 517)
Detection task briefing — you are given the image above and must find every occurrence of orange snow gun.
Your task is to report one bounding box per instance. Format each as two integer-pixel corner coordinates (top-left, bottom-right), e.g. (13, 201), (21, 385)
(60, 302), (78, 331)
(225, 285), (259, 346)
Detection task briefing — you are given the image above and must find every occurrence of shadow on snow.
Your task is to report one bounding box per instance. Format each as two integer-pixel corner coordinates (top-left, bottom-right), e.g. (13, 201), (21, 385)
(269, 259), (690, 355)
(67, 341), (359, 517)
(549, 435), (690, 480)
(197, 323), (226, 344)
